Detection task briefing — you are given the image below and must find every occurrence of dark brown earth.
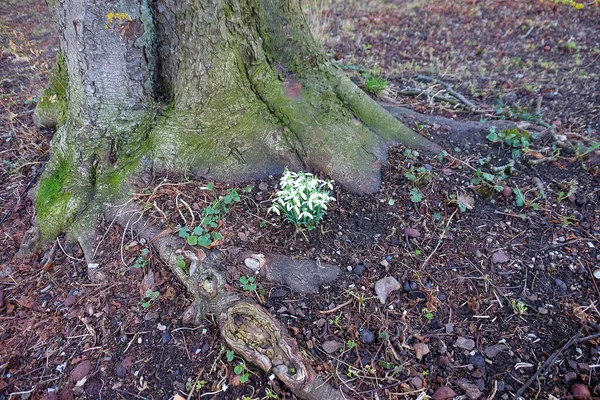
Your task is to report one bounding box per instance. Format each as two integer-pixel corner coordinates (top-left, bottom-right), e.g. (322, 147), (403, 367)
(1, 1), (599, 399)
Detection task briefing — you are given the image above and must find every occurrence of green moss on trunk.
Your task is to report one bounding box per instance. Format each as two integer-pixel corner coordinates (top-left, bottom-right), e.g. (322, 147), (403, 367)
(33, 52), (68, 128)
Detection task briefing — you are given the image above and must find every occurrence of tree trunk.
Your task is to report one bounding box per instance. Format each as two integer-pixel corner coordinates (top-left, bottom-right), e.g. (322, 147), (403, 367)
(27, 0), (442, 397)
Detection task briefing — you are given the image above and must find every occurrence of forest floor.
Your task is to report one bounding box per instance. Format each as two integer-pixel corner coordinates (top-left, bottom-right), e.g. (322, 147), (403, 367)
(1, 0), (600, 399)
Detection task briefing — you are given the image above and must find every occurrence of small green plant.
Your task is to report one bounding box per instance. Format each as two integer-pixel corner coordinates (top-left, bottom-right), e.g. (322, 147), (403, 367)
(404, 165), (432, 186)
(557, 179), (578, 203)
(487, 126), (532, 159)
(176, 255), (186, 271)
(346, 339), (358, 349)
(409, 187), (423, 203)
(178, 188), (241, 247)
(328, 313), (342, 328)
(269, 168), (335, 231)
(422, 307), (434, 321)
(233, 362), (250, 383)
(141, 288), (159, 308)
(132, 247), (149, 269)
(239, 275), (257, 291)
(364, 73), (389, 95)
(564, 40), (577, 52)
(510, 299), (528, 315)
(264, 388), (279, 399)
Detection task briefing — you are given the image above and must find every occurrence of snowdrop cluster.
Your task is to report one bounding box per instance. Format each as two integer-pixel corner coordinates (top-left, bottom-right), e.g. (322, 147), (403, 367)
(269, 168), (335, 231)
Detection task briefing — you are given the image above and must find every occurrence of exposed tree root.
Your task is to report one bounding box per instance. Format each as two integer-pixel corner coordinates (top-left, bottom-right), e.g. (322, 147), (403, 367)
(381, 104), (546, 140)
(237, 251), (341, 294)
(101, 202), (348, 400)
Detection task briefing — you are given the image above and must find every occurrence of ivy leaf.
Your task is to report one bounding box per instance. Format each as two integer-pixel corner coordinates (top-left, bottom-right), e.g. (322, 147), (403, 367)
(193, 226), (204, 235)
(226, 350), (234, 362)
(239, 374), (249, 383)
(234, 364), (244, 375)
(187, 235), (198, 246)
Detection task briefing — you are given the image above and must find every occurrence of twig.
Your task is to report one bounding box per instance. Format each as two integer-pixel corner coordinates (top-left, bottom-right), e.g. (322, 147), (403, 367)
(319, 299), (352, 314)
(421, 208), (458, 269)
(514, 333), (580, 399)
(415, 75), (478, 109)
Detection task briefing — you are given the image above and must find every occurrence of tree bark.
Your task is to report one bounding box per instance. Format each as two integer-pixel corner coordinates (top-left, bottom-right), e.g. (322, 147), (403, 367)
(28, 0), (442, 397)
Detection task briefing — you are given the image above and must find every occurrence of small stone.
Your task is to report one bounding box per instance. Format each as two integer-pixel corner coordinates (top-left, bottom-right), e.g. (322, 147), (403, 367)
(497, 381), (505, 392)
(457, 378), (482, 399)
(359, 328), (375, 344)
(353, 264), (365, 276)
(592, 269), (600, 279)
(144, 311), (159, 321)
(315, 318), (326, 328)
(555, 278), (568, 291)
(411, 376), (423, 390)
(456, 337), (475, 351)
(502, 186), (512, 197)
(565, 371), (577, 382)
(403, 280), (418, 292)
(413, 342), (430, 360)
(445, 323), (454, 334)
(404, 228), (421, 238)
(492, 250), (509, 264)
(70, 360), (92, 383)
(258, 182), (268, 191)
(64, 295), (77, 307)
(538, 307), (549, 315)
(432, 386), (457, 400)
(322, 340), (343, 354)
(379, 259), (389, 268)
(162, 330), (171, 344)
(483, 344), (508, 359)
(374, 276), (401, 304)
(569, 383), (591, 399)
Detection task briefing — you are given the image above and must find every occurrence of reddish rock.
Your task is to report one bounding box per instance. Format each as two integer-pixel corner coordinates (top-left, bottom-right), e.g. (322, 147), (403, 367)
(570, 383), (591, 399)
(70, 360), (91, 383)
(432, 386), (457, 400)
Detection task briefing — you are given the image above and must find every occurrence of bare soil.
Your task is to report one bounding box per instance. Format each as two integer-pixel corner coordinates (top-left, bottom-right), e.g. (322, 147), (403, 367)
(1, 1), (599, 399)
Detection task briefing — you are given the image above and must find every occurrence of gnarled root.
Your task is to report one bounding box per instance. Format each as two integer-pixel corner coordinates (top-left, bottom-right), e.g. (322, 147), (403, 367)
(106, 203), (348, 399)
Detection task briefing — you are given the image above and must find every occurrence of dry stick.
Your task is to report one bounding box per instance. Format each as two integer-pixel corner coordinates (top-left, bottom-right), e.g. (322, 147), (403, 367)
(415, 75), (478, 109)
(421, 208), (458, 269)
(319, 299), (353, 314)
(514, 332), (600, 399)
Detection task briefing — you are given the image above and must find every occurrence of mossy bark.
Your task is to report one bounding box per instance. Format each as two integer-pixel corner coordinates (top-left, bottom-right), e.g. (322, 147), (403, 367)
(30, 0), (441, 397)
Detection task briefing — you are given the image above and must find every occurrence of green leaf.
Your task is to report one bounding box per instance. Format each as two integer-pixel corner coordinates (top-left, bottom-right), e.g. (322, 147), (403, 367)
(239, 373), (249, 383)
(211, 232), (223, 241)
(482, 173), (495, 182)
(176, 256), (186, 270)
(240, 276), (249, 285)
(388, 198), (395, 206)
(513, 188), (525, 207)
(207, 182), (214, 191)
(197, 234), (212, 247)
(487, 132), (498, 142)
(226, 350), (234, 362)
(234, 364), (244, 375)
(193, 226), (204, 235)
(187, 235), (198, 246)
(178, 228), (189, 238)
(409, 188), (422, 203)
